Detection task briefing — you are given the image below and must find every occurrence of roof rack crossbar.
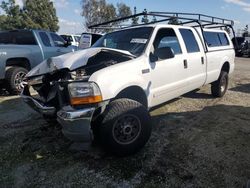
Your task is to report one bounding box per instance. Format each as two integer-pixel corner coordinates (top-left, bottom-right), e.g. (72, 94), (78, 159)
(88, 12), (145, 29)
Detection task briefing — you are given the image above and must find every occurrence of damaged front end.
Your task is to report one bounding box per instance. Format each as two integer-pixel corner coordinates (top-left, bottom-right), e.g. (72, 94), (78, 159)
(21, 47), (134, 144)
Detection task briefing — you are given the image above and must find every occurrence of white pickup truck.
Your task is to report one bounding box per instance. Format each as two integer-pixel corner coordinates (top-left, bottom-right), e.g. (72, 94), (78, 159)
(22, 12), (235, 156)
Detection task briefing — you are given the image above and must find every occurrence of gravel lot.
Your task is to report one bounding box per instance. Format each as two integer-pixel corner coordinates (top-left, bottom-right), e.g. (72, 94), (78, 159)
(0, 57), (250, 188)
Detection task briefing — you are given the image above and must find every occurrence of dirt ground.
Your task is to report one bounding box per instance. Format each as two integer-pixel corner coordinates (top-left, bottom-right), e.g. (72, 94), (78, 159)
(0, 57), (250, 188)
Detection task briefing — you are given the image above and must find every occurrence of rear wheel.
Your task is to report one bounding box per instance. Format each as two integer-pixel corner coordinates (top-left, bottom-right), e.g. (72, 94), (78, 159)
(99, 98), (152, 156)
(211, 71), (228, 98)
(5, 66), (28, 95)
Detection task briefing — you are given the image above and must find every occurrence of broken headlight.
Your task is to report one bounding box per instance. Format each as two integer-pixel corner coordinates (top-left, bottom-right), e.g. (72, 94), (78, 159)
(68, 82), (102, 105)
(70, 69), (87, 81)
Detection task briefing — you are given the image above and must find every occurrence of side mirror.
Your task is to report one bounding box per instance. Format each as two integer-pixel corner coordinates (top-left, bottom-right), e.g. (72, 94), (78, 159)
(154, 47), (175, 61)
(149, 52), (159, 62)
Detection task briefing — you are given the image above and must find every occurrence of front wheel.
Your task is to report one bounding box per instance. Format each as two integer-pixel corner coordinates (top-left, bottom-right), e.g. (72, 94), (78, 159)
(5, 66), (28, 95)
(211, 71), (229, 98)
(99, 98), (152, 156)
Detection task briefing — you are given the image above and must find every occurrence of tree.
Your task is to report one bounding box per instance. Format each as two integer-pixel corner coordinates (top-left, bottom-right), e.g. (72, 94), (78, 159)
(24, 0), (59, 32)
(131, 7), (139, 25)
(0, 0), (59, 31)
(81, 0), (131, 32)
(0, 0), (25, 30)
(117, 3), (131, 18)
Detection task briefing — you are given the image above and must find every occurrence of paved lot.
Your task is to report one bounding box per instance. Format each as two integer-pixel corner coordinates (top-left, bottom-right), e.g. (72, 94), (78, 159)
(0, 58), (250, 188)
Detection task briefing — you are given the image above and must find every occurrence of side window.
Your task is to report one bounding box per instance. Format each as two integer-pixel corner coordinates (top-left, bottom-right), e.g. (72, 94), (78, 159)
(153, 28), (182, 55)
(179, 29), (200, 53)
(218, 33), (229, 46)
(39, 32), (51, 47)
(50, 33), (65, 47)
(204, 32), (221, 47)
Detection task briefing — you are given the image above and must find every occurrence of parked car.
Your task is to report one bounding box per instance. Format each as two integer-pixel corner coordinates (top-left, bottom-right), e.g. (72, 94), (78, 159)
(0, 29), (75, 94)
(22, 13), (235, 156)
(60, 34), (81, 47)
(78, 32), (102, 49)
(232, 36), (250, 57)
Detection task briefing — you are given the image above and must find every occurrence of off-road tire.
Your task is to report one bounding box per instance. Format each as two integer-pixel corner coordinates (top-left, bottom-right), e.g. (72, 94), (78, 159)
(211, 71), (229, 98)
(5, 66), (28, 95)
(99, 98), (152, 156)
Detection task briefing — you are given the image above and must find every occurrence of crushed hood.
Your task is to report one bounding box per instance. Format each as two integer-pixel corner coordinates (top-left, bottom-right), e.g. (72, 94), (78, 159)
(26, 47), (135, 78)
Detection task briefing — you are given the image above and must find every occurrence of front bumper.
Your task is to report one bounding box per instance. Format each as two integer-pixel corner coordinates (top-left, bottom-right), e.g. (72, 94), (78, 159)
(57, 106), (95, 142)
(21, 93), (56, 116)
(21, 85), (95, 143)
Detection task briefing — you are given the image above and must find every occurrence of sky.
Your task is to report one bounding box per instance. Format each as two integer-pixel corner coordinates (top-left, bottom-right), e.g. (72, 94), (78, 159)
(0, 0), (250, 35)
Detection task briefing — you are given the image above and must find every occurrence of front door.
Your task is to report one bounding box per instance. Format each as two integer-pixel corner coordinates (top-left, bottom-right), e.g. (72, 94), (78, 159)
(49, 32), (74, 56)
(149, 28), (189, 107)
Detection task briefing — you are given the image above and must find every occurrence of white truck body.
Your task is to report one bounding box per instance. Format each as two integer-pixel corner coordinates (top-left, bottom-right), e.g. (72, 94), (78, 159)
(22, 23), (235, 156)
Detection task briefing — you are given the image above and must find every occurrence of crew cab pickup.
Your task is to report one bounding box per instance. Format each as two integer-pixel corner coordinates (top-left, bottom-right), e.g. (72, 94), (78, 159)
(21, 13), (235, 156)
(0, 29), (75, 94)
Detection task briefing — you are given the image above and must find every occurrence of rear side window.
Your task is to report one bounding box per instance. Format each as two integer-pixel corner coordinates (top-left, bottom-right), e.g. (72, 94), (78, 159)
(218, 33), (229, 46)
(39, 32), (51, 47)
(179, 29), (200, 53)
(204, 31), (229, 47)
(0, 30), (37, 45)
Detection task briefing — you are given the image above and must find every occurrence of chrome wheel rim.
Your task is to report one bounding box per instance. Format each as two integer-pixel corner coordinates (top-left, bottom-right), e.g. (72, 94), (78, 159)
(112, 114), (141, 145)
(14, 71), (26, 91)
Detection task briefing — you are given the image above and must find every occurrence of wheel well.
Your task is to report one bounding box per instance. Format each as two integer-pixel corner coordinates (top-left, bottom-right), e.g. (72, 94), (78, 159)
(221, 62), (230, 73)
(115, 86), (148, 108)
(6, 58), (31, 70)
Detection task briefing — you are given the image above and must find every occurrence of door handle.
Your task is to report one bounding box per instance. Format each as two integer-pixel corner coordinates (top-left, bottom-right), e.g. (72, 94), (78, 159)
(184, 59), (188, 69)
(201, 57), (205, 65)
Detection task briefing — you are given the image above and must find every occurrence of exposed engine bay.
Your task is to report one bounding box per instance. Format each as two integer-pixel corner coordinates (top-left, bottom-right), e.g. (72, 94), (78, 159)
(81, 50), (134, 75)
(25, 48), (134, 111)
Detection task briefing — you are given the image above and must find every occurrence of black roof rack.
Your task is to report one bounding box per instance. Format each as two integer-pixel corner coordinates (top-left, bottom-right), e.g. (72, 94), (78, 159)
(88, 11), (238, 51)
(88, 11), (234, 29)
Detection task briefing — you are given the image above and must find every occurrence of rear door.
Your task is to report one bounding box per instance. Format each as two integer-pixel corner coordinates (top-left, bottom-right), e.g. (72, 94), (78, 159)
(179, 28), (206, 90)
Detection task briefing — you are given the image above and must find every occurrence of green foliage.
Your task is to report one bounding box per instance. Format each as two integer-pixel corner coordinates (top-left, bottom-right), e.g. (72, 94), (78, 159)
(117, 3), (131, 18)
(82, 0), (131, 32)
(0, 0), (59, 31)
(24, 0), (59, 31)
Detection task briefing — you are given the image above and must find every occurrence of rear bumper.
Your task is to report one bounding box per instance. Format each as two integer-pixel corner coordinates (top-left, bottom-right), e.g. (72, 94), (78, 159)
(21, 85), (95, 143)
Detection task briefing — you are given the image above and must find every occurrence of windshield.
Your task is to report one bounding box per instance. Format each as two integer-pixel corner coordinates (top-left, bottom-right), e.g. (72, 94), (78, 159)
(92, 27), (153, 57)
